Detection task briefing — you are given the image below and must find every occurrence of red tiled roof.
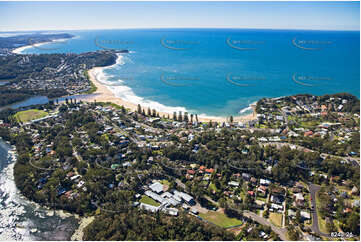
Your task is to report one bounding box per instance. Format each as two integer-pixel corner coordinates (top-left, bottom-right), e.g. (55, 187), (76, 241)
(187, 169), (195, 175)
(304, 131), (313, 136)
(259, 185), (267, 192)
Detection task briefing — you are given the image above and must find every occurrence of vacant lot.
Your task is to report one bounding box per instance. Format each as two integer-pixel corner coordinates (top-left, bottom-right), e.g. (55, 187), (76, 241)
(208, 182), (220, 192)
(139, 195), (160, 207)
(199, 211), (242, 228)
(316, 191), (329, 233)
(14, 109), (48, 123)
(159, 179), (170, 186)
(269, 212), (283, 227)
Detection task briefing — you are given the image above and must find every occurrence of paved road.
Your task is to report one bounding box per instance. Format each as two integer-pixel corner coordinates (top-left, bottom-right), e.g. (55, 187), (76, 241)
(308, 183), (331, 238)
(243, 211), (288, 241)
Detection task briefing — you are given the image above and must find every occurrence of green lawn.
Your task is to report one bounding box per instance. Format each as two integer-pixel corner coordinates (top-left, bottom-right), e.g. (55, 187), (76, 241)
(139, 195), (160, 206)
(256, 195), (267, 202)
(209, 182), (219, 192)
(199, 211), (242, 228)
(159, 179), (170, 186)
(14, 109), (48, 123)
(315, 191), (329, 234)
(300, 120), (320, 129)
(84, 70), (97, 94)
(269, 212), (283, 227)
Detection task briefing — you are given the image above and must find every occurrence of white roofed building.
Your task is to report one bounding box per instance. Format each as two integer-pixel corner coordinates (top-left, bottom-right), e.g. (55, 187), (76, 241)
(145, 190), (165, 204)
(140, 203), (159, 213)
(149, 182), (164, 194)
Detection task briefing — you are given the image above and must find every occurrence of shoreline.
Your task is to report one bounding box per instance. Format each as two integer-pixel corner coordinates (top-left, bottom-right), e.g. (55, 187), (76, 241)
(0, 139), (80, 240)
(82, 65), (257, 123)
(11, 42), (257, 123)
(12, 37), (73, 54)
(71, 216), (94, 241)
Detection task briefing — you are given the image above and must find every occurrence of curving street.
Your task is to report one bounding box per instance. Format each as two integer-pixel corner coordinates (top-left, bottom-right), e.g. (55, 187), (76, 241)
(308, 183), (331, 238)
(243, 211), (288, 241)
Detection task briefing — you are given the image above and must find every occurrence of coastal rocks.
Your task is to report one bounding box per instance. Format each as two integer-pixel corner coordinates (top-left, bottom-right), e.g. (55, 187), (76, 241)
(0, 140), (79, 240)
(71, 216), (94, 241)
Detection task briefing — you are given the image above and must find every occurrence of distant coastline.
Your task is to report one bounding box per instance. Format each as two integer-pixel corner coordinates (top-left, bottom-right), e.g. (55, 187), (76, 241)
(12, 37), (74, 54)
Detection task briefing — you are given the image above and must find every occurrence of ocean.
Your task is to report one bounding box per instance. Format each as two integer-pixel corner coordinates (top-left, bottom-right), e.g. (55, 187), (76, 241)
(20, 28), (360, 117)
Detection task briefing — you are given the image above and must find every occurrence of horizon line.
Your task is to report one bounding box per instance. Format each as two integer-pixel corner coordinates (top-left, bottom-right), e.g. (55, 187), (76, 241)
(0, 27), (360, 33)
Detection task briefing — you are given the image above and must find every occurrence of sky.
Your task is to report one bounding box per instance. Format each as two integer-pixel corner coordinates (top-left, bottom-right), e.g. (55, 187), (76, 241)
(0, 1), (359, 31)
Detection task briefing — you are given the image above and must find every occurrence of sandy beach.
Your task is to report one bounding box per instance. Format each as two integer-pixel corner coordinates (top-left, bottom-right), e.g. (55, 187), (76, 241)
(12, 38), (71, 54)
(83, 66), (257, 123)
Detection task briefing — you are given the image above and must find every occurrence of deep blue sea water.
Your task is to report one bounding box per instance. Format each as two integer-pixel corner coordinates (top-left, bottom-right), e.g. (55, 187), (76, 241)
(20, 29), (360, 117)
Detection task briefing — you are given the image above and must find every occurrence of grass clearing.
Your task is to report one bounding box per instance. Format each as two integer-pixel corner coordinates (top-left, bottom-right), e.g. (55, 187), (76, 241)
(315, 191), (329, 234)
(269, 212), (283, 227)
(209, 182), (219, 192)
(199, 211), (242, 228)
(84, 70), (97, 94)
(256, 195), (267, 202)
(139, 195), (160, 207)
(159, 179), (170, 186)
(300, 120), (320, 129)
(14, 109), (48, 123)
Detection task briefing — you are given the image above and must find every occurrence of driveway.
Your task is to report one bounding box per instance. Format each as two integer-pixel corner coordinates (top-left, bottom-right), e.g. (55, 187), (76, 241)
(243, 211), (288, 241)
(308, 183), (331, 238)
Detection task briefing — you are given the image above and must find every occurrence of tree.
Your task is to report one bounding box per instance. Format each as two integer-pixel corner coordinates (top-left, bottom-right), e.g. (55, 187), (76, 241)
(173, 112), (177, 121)
(287, 225), (300, 241)
(263, 209), (269, 218)
(295, 209), (301, 224)
(190, 114), (194, 123)
(230, 115), (233, 123)
(178, 111), (183, 122)
(147, 107), (151, 116)
(218, 197), (227, 208)
(184, 112), (189, 122)
(137, 104), (142, 113)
